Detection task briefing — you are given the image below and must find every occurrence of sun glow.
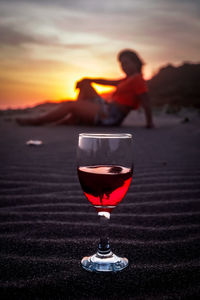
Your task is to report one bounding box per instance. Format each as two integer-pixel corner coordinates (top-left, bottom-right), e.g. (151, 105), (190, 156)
(92, 83), (115, 98)
(55, 82), (115, 104)
(55, 72), (116, 103)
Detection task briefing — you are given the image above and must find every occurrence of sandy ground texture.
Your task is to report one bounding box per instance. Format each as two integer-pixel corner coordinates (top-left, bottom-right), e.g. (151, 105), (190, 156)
(0, 110), (200, 300)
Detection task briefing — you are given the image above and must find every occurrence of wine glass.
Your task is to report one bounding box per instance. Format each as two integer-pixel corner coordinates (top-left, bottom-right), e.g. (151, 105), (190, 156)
(77, 133), (133, 272)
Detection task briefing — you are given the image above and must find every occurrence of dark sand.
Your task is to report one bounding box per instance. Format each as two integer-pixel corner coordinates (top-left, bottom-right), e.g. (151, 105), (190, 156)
(0, 112), (200, 299)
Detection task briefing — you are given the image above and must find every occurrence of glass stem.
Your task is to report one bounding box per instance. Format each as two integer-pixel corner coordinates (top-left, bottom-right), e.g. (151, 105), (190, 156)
(97, 211), (112, 255)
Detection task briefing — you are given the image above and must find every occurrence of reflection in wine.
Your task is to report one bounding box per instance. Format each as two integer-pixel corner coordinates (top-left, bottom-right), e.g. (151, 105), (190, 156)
(78, 165), (132, 213)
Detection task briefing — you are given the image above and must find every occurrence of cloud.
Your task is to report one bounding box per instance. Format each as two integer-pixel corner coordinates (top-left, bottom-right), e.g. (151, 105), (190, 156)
(0, 0), (149, 15)
(1, 0), (199, 16)
(0, 23), (100, 53)
(1, 0), (199, 48)
(0, 25), (39, 46)
(0, 0), (200, 98)
(0, 0), (199, 74)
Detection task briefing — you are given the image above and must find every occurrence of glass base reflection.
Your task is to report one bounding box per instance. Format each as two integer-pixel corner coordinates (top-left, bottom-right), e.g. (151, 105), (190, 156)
(81, 250), (128, 272)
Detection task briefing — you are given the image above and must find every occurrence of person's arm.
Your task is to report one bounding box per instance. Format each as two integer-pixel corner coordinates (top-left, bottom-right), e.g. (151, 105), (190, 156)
(89, 78), (122, 86)
(76, 77), (122, 89)
(138, 93), (154, 128)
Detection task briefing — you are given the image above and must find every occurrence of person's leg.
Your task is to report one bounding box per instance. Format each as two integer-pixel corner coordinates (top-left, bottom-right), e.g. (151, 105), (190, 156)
(69, 100), (102, 125)
(77, 80), (100, 102)
(16, 101), (73, 125)
(54, 113), (80, 125)
(16, 100), (101, 126)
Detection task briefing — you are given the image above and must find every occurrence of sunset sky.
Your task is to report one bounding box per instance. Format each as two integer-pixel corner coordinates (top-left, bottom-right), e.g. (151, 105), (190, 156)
(0, 0), (200, 109)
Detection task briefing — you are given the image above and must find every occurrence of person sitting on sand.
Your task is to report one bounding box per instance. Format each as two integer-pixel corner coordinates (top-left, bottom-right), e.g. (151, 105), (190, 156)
(16, 49), (154, 128)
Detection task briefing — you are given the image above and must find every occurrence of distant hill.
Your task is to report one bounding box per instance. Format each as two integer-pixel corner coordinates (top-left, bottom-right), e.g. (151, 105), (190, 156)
(148, 62), (200, 108)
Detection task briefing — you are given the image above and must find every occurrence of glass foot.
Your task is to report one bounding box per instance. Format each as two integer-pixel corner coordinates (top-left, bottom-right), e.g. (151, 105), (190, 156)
(81, 251), (128, 272)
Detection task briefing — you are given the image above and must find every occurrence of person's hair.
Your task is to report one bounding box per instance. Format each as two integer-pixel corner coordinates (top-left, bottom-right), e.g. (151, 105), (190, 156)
(118, 49), (144, 73)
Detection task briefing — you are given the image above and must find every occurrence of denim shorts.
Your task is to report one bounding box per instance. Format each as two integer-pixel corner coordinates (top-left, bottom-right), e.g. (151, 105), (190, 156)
(94, 97), (128, 126)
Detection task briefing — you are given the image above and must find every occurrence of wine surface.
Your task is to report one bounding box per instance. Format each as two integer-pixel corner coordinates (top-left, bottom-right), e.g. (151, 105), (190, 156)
(78, 165), (132, 212)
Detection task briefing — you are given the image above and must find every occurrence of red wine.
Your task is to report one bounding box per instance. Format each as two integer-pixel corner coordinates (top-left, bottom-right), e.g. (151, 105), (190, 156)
(78, 165), (132, 212)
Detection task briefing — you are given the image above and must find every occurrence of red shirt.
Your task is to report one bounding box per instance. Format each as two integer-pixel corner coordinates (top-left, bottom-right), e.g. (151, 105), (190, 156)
(112, 73), (148, 110)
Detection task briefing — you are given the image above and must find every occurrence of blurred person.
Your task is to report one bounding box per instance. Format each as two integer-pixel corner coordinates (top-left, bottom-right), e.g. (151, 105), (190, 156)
(16, 49), (154, 128)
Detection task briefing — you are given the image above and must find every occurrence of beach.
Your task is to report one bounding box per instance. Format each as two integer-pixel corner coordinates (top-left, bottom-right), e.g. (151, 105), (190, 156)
(0, 110), (200, 299)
